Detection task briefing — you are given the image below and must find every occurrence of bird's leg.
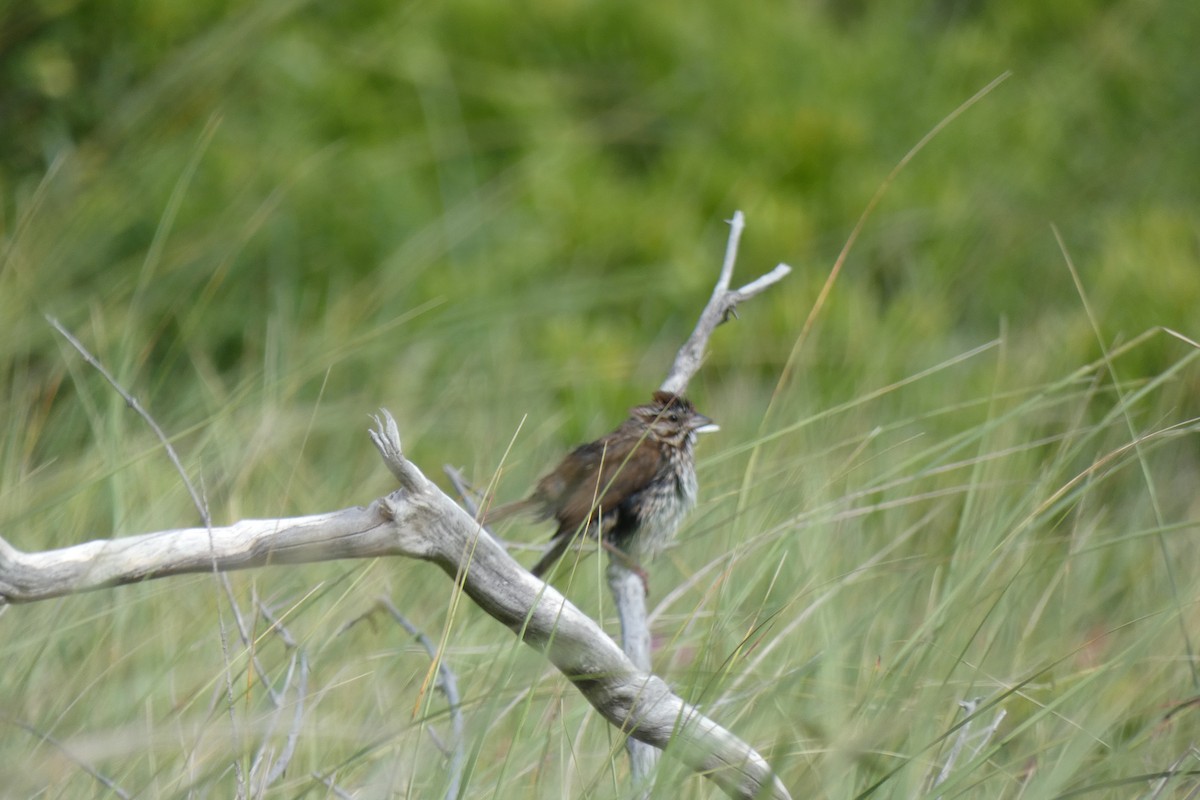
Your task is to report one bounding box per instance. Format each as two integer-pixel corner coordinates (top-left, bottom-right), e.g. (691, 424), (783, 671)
(602, 540), (650, 596)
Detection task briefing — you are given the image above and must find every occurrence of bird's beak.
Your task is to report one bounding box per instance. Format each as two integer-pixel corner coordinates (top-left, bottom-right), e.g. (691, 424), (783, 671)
(692, 414), (719, 434)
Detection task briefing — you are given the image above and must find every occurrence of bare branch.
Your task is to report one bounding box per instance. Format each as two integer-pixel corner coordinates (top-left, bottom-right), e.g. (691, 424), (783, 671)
(0, 505), (402, 603)
(714, 209), (745, 295)
(608, 562), (660, 790)
(271, 651), (309, 787)
(258, 598), (299, 648)
(660, 212), (791, 395)
(443, 465), (482, 518)
(370, 410), (428, 492)
(252, 601), (308, 791)
(729, 263), (794, 304)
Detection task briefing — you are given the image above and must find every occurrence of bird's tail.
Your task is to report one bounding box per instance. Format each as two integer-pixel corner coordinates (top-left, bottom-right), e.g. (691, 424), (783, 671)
(481, 497), (539, 524)
(529, 534), (575, 578)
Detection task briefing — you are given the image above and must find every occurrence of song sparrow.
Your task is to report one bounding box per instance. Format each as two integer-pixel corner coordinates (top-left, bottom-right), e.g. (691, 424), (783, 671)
(486, 391), (717, 578)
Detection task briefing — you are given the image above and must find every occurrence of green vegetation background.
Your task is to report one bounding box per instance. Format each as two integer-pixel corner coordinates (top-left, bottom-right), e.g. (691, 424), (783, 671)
(2, 0), (1199, 796)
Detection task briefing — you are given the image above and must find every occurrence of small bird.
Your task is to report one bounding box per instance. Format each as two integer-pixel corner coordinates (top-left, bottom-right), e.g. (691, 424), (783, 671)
(486, 391), (717, 578)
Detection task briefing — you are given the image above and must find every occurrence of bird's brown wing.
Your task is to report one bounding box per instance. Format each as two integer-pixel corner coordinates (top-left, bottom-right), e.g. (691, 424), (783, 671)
(536, 430), (662, 537)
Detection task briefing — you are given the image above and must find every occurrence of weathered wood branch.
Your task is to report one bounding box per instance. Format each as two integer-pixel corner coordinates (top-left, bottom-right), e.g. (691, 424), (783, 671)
(661, 211), (792, 394)
(0, 507), (402, 602)
(0, 413), (790, 800)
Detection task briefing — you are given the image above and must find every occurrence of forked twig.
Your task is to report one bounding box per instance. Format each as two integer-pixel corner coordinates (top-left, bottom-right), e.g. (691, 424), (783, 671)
(661, 211), (791, 395)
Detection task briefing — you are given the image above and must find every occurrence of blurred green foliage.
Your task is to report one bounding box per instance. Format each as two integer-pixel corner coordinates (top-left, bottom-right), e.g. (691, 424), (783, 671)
(2, 0), (1199, 796)
(4, 0), (1197, 390)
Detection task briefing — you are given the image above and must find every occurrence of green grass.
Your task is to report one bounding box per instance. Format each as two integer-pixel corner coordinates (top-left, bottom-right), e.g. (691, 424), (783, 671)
(3, 0), (1200, 796)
